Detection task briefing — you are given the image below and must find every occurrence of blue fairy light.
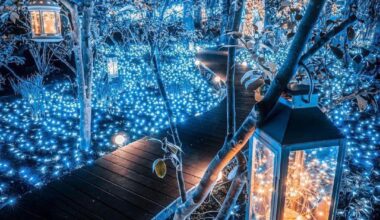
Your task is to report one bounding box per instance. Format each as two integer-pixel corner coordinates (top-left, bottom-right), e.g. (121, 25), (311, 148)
(0, 42), (223, 208)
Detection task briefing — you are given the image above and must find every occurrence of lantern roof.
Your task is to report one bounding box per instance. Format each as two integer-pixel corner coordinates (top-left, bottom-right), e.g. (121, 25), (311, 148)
(28, 0), (60, 10)
(258, 98), (344, 146)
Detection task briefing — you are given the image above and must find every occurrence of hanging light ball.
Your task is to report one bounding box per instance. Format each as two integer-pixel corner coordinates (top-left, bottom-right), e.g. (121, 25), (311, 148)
(112, 132), (128, 147)
(27, 0), (63, 42)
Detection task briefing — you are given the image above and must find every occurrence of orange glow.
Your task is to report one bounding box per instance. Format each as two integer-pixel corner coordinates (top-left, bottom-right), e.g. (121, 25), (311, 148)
(250, 140), (275, 220)
(283, 149), (337, 220)
(250, 144), (338, 220)
(43, 11), (57, 34)
(31, 11), (41, 35)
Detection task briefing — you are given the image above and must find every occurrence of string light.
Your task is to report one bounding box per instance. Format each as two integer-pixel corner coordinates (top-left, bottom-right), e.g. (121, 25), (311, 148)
(0, 42), (223, 208)
(237, 33), (379, 220)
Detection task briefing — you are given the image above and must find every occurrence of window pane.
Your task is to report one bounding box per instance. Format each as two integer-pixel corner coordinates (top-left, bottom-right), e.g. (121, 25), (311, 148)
(284, 146), (339, 220)
(42, 11), (57, 34)
(249, 139), (276, 220)
(31, 11), (41, 35)
(55, 12), (61, 34)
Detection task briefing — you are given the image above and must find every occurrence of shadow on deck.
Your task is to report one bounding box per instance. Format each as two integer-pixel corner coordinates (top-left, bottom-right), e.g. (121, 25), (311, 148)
(0, 50), (255, 220)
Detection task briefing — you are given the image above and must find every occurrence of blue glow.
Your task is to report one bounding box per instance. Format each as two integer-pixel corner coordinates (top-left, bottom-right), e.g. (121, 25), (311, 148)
(0, 43), (223, 208)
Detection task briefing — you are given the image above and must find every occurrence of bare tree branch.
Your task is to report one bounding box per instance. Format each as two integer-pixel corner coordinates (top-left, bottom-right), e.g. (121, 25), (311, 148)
(300, 15), (357, 62)
(173, 0), (327, 218)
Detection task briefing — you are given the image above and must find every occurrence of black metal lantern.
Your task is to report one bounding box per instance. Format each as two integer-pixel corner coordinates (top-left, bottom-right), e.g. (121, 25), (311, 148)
(247, 85), (346, 220)
(28, 0), (63, 42)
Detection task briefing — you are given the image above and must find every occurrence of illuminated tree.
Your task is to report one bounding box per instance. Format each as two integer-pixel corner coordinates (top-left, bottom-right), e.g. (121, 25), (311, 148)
(171, 0), (378, 219)
(57, 0), (94, 151)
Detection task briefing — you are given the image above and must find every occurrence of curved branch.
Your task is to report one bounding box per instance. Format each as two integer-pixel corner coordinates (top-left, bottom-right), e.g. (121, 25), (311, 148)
(217, 0), (248, 218)
(173, 0), (327, 219)
(1, 63), (25, 82)
(259, 0), (327, 118)
(300, 15), (357, 62)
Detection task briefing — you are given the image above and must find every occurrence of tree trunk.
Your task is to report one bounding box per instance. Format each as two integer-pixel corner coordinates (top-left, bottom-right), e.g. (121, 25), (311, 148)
(173, 1), (326, 218)
(80, 1), (94, 151)
(193, 0), (203, 28)
(145, 1), (187, 204)
(150, 45), (187, 203)
(220, 0), (231, 44)
(183, 0), (195, 32)
(60, 0), (93, 151)
(216, 1), (247, 219)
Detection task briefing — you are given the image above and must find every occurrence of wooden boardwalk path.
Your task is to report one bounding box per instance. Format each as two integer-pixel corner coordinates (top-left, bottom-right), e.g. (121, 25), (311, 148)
(0, 50), (255, 220)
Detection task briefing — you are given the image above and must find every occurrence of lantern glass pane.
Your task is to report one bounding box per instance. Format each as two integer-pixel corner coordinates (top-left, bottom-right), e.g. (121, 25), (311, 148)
(31, 11), (41, 35)
(283, 146), (339, 220)
(42, 11), (57, 35)
(249, 138), (276, 220)
(55, 12), (61, 34)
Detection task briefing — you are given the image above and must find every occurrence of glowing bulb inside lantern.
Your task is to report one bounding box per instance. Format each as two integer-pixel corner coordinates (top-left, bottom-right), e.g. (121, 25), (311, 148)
(195, 60), (201, 66)
(242, 61), (248, 67)
(112, 133), (127, 146)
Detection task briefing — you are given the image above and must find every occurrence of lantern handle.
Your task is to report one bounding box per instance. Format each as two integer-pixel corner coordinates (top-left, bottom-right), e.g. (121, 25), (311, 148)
(299, 61), (314, 103)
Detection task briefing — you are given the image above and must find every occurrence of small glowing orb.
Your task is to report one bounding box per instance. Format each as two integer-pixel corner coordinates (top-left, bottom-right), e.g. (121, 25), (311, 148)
(112, 133), (127, 146)
(195, 60), (201, 66)
(241, 61), (248, 67)
(217, 172), (223, 181)
(213, 76), (221, 83)
(196, 46), (202, 52)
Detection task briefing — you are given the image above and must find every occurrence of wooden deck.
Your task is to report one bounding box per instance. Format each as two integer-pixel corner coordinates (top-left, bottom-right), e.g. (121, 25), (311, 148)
(0, 50), (255, 219)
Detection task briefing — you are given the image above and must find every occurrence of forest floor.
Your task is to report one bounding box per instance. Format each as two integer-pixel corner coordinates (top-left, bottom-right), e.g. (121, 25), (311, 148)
(0, 49), (256, 219)
(0, 45), (222, 210)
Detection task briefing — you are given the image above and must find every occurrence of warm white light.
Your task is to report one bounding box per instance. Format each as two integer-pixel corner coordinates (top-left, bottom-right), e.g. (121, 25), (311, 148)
(217, 172), (223, 181)
(112, 133), (127, 146)
(242, 61), (248, 67)
(194, 60), (201, 66)
(213, 76), (221, 83)
(28, 0), (63, 42)
(107, 57), (118, 78)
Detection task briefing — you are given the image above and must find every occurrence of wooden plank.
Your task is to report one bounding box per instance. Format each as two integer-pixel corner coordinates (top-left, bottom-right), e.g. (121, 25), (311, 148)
(64, 172), (151, 220)
(132, 143), (213, 172)
(96, 158), (180, 198)
(49, 179), (125, 220)
(83, 165), (172, 206)
(126, 142), (208, 176)
(44, 185), (102, 219)
(0, 206), (44, 220)
(110, 150), (200, 185)
(120, 144), (206, 178)
(74, 168), (161, 215)
(15, 188), (77, 220)
(102, 153), (194, 189)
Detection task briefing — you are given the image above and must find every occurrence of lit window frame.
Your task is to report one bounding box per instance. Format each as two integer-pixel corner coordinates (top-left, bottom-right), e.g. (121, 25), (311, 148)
(28, 0), (63, 42)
